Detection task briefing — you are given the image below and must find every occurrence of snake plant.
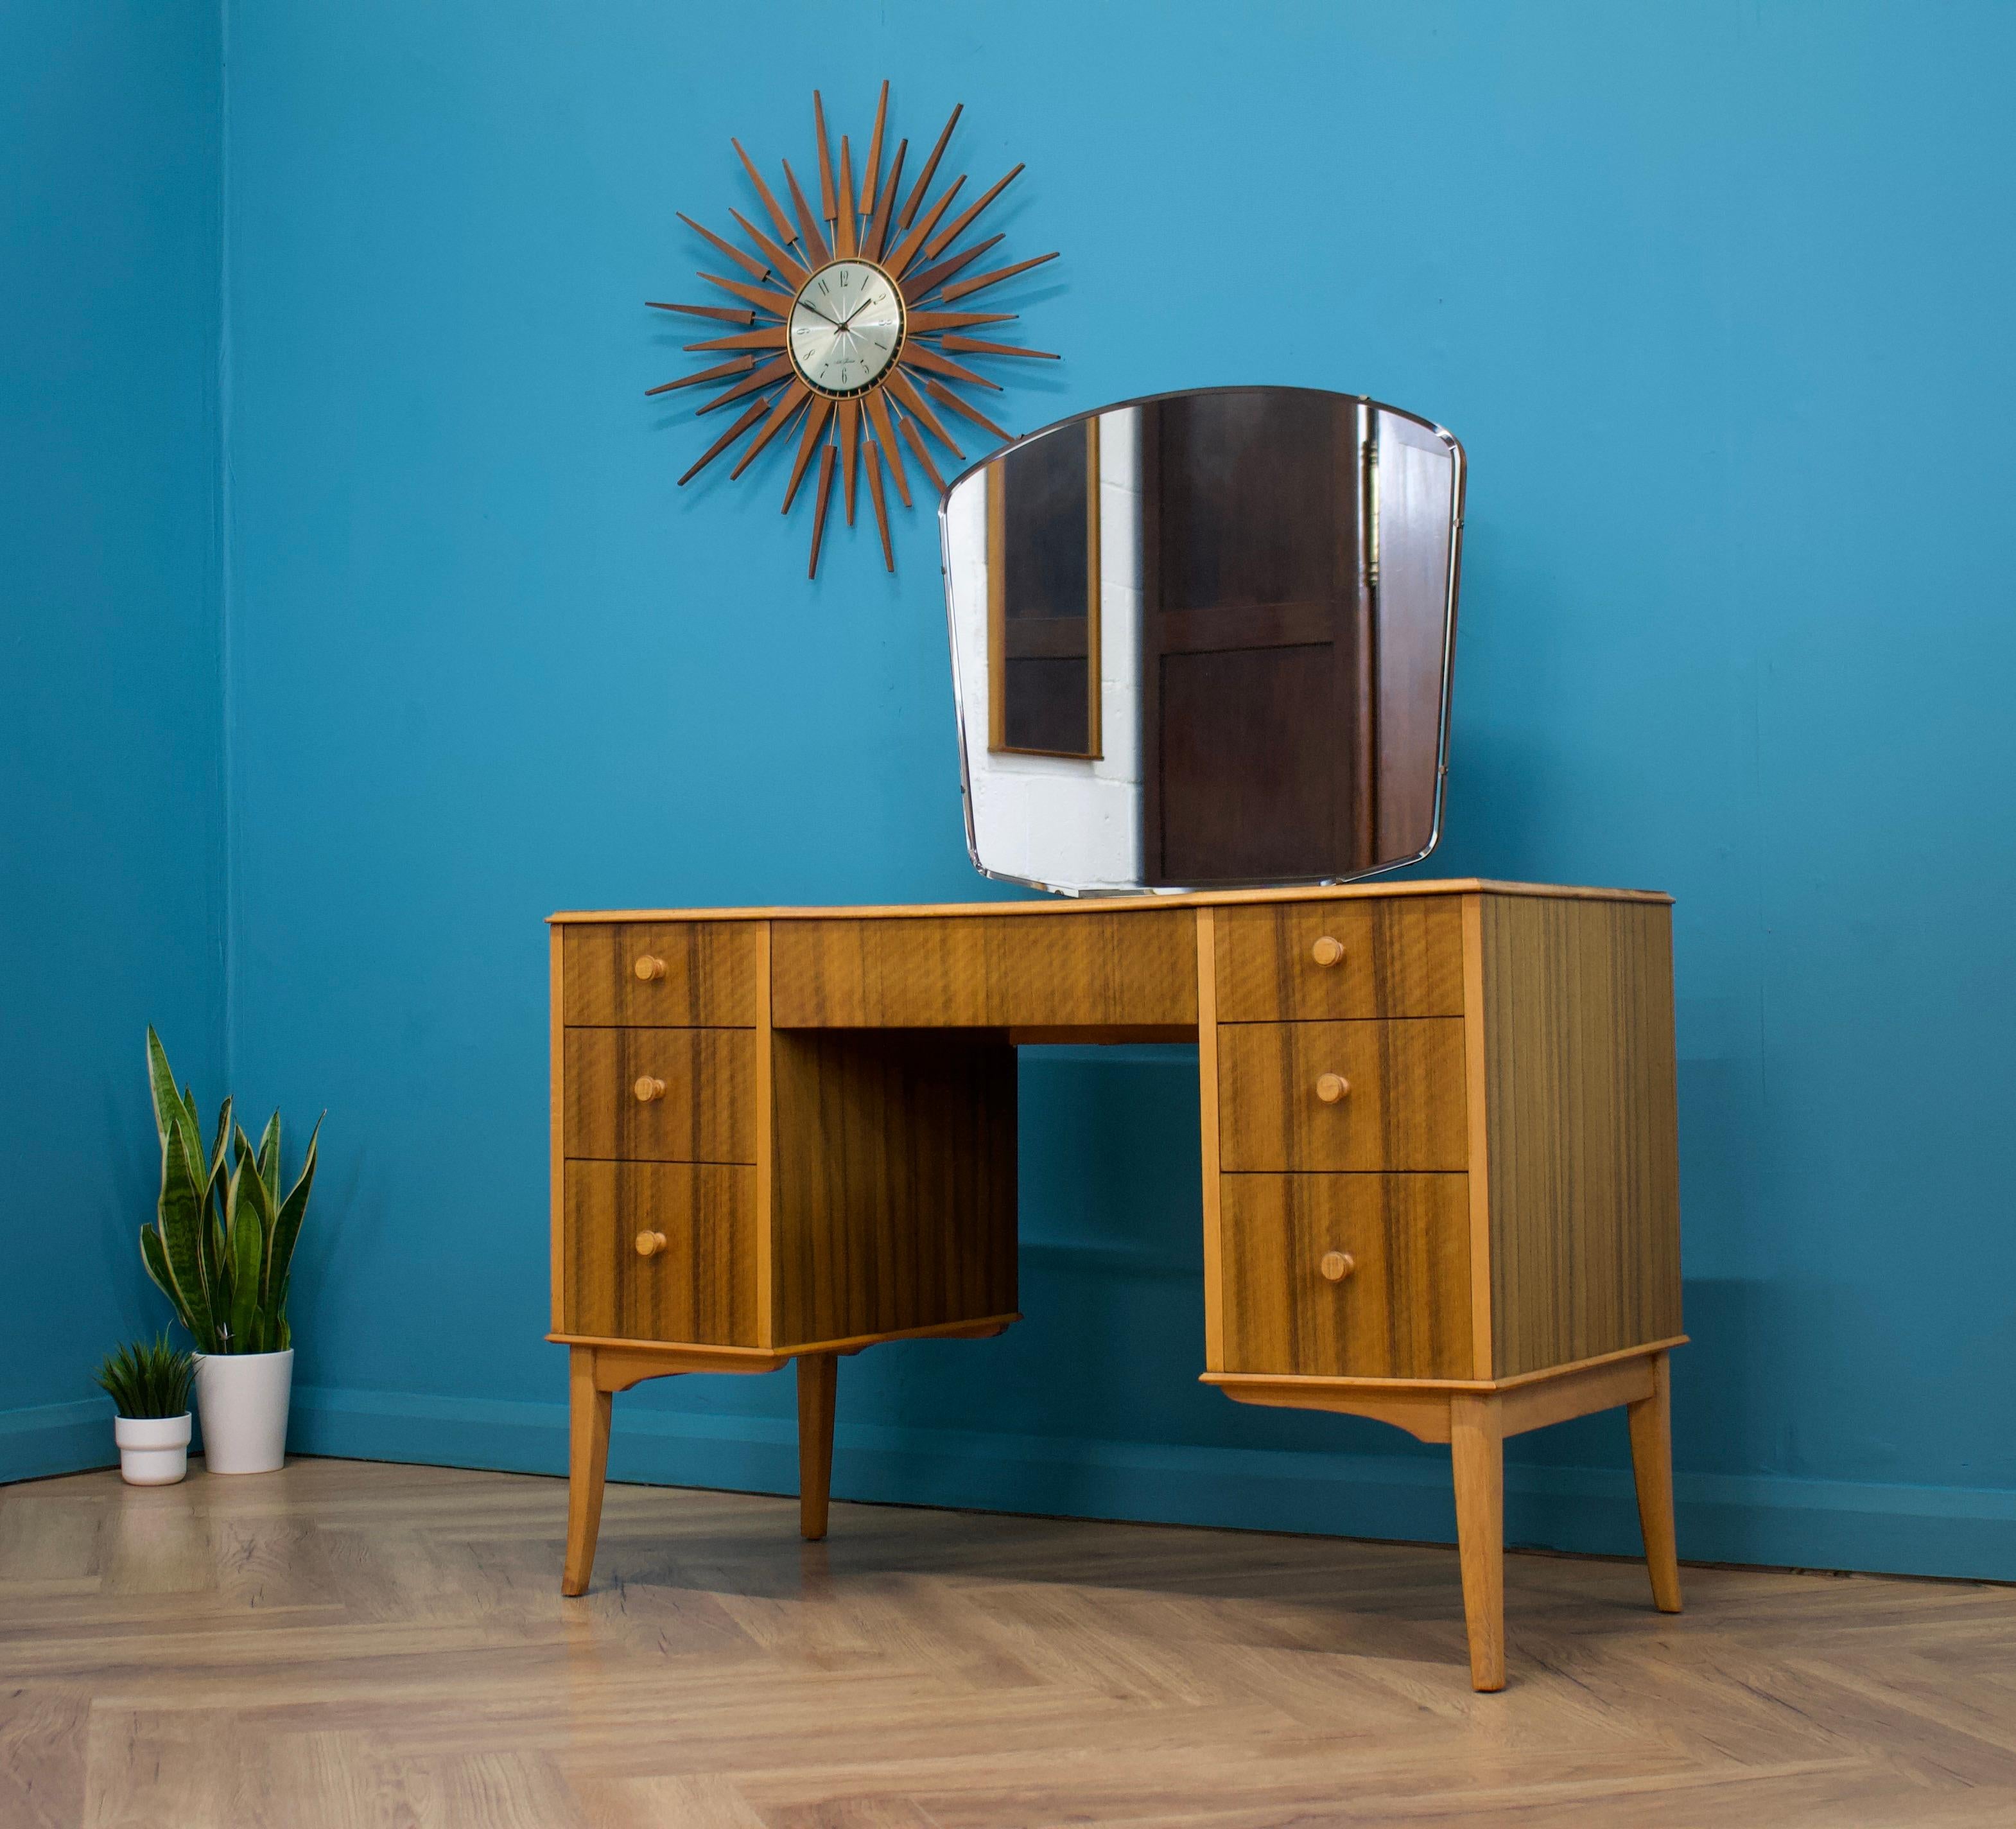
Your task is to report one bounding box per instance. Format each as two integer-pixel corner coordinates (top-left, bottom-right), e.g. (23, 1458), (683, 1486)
(140, 1028), (322, 1354)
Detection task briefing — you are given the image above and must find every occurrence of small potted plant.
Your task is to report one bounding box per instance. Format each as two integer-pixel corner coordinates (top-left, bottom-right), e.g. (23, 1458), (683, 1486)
(139, 1028), (323, 1475)
(96, 1331), (196, 1485)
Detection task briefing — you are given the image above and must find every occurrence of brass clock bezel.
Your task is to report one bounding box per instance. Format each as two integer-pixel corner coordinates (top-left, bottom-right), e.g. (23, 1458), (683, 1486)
(788, 257), (908, 401)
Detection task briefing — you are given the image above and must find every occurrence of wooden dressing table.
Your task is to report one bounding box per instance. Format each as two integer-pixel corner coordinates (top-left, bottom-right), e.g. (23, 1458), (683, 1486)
(548, 878), (1683, 1690)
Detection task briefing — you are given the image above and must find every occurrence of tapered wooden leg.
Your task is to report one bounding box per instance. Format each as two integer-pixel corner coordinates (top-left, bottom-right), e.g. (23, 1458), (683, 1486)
(1450, 1392), (1506, 1692)
(562, 1346), (611, 1597)
(797, 1352), (837, 1541)
(1628, 1349), (1683, 1613)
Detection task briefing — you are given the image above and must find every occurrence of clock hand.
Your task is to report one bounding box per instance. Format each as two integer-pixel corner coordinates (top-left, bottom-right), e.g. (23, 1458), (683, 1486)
(794, 297), (843, 328)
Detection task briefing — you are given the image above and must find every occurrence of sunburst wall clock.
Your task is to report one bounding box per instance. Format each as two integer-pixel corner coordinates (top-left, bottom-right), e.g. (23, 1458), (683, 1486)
(647, 83), (1058, 577)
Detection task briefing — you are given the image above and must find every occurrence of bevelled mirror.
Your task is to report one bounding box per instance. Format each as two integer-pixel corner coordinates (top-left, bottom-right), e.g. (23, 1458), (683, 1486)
(941, 386), (1465, 893)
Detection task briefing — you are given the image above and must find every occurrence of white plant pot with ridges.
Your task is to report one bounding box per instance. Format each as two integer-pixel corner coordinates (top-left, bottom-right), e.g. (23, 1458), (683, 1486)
(114, 1412), (191, 1485)
(194, 1349), (293, 1473)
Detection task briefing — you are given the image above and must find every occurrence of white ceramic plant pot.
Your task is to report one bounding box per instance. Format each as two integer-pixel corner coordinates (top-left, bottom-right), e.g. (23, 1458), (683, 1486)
(114, 1412), (191, 1485)
(194, 1349), (294, 1474)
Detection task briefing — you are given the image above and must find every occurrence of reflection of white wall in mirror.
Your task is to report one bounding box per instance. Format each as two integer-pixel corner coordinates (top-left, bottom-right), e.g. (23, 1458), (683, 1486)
(951, 408), (1146, 891)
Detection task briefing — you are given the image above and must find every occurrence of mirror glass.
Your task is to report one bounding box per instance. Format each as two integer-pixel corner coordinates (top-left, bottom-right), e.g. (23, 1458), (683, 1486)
(941, 386), (1464, 893)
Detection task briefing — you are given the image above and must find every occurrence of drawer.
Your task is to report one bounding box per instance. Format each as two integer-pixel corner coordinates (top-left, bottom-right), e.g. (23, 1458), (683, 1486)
(1218, 1019), (1468, 1171)
(772, 911), (1197, 1028)
(562, 1160), (759, 1345)
(1215, 897), (1464, 1021)
(561, 922), (758, 1027)
(1218, 1173), (1474, 1379)
(563, 1028), (755, 1164)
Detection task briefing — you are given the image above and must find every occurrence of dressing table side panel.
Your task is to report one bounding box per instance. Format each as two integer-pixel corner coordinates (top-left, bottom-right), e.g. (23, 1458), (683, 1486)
(1479, 894), (1683, 1379)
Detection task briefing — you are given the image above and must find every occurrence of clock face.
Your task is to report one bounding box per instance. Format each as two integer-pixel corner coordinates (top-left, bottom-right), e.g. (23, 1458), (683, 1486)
(788, 259), (905, 399)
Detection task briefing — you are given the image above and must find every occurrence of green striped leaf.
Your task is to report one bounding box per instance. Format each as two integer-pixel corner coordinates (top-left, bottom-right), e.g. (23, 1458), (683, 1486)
(153, 1123), (218, 1351)
(266, 1116), (322, 1327)
(226, 1166), (262, 1349)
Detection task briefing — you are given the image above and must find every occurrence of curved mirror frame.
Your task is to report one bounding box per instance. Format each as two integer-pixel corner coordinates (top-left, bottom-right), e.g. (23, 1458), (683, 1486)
(940, 385), (1465, 895)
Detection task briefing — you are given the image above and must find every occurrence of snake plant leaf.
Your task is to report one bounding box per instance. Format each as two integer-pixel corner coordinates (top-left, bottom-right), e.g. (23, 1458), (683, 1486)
(233, 1135), (279, 1292)
(146, 1029), (206, 1191)
(152, 1122), (219, 1352)
(144, 1027), (178, 1148)
(265, 1115), (322, 1322)
(255, 1111), (281, 1209)
(139, 1223), (176, 1311)
(210, 1094), (234, 1183)
(226, 1164), (263, 1349)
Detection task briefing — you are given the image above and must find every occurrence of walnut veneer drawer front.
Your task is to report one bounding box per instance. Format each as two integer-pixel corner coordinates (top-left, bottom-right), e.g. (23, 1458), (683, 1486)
(562, 1028), (754, 1164)
(772, 911), (1197, 1028)
(1215, 897), (1464, 1021)
(562, 1160), (758, 1345)
(1219, 1174), (1473, 1379)
(1218, 1019), (1468, 1171)
(561, 922), (757, 1027)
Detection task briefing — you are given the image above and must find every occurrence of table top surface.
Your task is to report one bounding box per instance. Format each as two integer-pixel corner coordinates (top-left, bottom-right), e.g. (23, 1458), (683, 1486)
(548, 879), (1673, 923)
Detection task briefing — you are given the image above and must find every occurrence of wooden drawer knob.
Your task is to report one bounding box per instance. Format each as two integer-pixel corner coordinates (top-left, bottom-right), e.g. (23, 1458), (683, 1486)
(1316, 1072), (1351, 1104)
(633, 1076), (665, 1103)
(1310, 935), (1346, 968)
(1320, 1250), (1357, 1283)
(633, 955), (666, 981)
(634, 1230), (667, 1257)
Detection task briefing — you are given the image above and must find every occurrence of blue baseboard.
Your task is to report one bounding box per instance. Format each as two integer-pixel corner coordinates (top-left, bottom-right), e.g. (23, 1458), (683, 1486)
(279, 1384), (2016, 1584)
(0, 1397), (117, 1483)
(8, 1385), (2008, 1582)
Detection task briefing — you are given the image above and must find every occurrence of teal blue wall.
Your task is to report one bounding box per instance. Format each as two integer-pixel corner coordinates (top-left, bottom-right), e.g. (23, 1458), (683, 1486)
(0, 3), (226, 1476)
(8, 3), (2014, 1580)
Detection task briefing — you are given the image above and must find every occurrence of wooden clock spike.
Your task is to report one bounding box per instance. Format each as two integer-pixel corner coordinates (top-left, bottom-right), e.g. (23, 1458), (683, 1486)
(900, 104), (962, 228)
(646, 354), (756, 397)
(838, 398), (860, 524)
(938, 250), (1058, 305)
(864, 392), (911, 507)
(807, 444), (837, 577)
(923, 165), (1023, 264)
(813, 91), (837, 223)
(886, 175), (966, 279)
(863, 438), (895, 570)
(866, 139), (907, 261)
(729, 382), (810, 480)
(779, 160), (831, 268)
(684, 328), (788, 353)
(727, 209), (807, 290)
(732, 139), (799, 248)
(901, 233), (1002, 302)
(678, 392), (774, 484)
(921, 373), (1009, 441)
(695, 270), (795, 316)
(907, 310), (1016, 331)
(860, 81), (889, 215)
(886, 369), (963, 455)
(940, 335), (1057, 360)
(896, 410), (947, 494)
(695, 355), (790, 413)
(647, 300), (756, 326)
(679, 213), (770, 284)
(781, 394), (835, 512)
(904, 344), (1002, 391)
(835, 137), (857, 259)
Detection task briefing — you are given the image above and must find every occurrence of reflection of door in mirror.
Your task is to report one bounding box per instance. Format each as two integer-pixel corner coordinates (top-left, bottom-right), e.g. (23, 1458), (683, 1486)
(1140, 391), (1366, 885)
(987, 420), (1100, 758)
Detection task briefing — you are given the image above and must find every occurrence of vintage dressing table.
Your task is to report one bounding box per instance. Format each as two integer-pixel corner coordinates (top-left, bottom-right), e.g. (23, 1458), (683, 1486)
(553, 387), (1684, 1689)
(548, 877), (1683, 1691)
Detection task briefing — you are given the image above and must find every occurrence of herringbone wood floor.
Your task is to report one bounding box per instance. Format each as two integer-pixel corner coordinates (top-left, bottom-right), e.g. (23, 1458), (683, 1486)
(3, 1458), (2012, 1827)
